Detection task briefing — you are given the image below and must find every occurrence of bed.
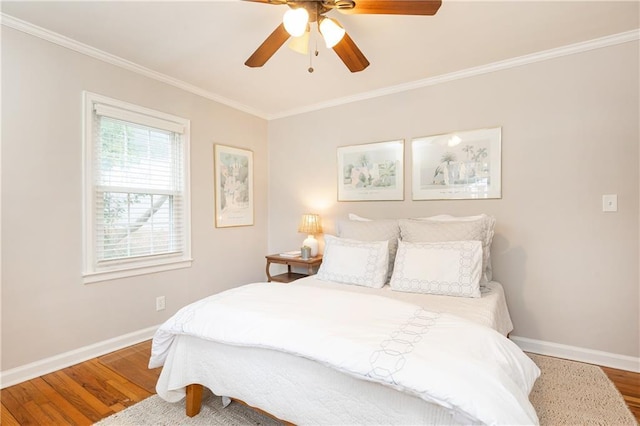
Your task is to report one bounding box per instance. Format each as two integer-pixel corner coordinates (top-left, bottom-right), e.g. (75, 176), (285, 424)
(149, 215), (541, 425)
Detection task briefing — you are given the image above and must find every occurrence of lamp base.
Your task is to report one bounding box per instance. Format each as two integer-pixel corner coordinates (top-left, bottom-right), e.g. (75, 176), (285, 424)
(302, 235), (319, 257)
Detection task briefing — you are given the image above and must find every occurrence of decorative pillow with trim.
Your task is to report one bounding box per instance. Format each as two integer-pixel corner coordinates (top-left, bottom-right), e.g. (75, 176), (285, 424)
(316, 235), (389, 288)
(390, 240), (482, 298)
(337, 219), (399, 281)
(399, 216), (495, 283)
(416, 214), (496, 282)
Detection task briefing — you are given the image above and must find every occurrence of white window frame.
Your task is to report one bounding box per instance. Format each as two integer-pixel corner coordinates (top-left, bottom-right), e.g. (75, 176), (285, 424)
(82, 92), (192, 284)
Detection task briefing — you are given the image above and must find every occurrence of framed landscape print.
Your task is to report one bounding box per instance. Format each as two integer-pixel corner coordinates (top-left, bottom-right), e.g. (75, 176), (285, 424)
(214, 144), (254, 227)
(337, 140), (404, 201)
(412, 127), (501, 200)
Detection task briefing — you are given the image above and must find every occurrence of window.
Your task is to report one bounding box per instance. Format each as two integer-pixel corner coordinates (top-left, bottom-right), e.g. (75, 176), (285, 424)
(83, 92), (191, 283)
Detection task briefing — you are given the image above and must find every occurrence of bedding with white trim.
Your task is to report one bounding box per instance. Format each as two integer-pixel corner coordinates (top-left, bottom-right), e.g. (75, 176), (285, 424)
(150, 282), (539, 425)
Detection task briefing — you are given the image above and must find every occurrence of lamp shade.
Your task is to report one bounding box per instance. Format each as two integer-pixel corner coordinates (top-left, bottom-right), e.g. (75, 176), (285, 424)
(298, 213), (323, 235)
(283, 8), (309, 37)
(288, 30), (310, 55)
(298, 213), (322, 257)
(319, 17), (345, 48)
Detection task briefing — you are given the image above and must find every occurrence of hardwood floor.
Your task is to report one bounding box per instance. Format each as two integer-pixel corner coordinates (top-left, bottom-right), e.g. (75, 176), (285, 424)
(1, 341), (160, 425)
(602, 365), (640, 421)
(2, 341), (639, 425)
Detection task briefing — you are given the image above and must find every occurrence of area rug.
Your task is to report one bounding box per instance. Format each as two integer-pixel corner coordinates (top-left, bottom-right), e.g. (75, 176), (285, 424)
(95, 354), (637, 425)
(527, 354), (637, 425)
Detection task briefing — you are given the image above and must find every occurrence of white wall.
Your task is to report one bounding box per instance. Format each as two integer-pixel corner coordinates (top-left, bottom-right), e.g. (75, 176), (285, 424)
(268, 41), (640, 359)
(1, 22), (638, 378)
(1, 27), (268, 371)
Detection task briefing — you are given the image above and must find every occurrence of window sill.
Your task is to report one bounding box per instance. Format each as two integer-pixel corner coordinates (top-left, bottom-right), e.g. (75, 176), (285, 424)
(83, 258), (193, 284)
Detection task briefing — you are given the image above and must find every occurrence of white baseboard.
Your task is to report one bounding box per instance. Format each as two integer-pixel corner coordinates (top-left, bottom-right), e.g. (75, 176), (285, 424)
(511, 335), (640, 373)
(0, 325), (159, 389)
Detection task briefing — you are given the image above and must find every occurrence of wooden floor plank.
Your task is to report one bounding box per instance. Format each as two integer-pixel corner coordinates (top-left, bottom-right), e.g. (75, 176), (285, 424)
(98, 341), (150, 366)
(1, 388), (40, 425)
(41, 371), (112, 422)
(1, 402), (22, 426)
(4, 380), (74, 426)
(83, 359), (129, 385)
(38, 402), (79, 425)
(601, 365), (640, 421)
(105, 378), (152, 404)
(30, 377), (94, 426)
(82, 359), (152, 404)
(22, 400), (63, 425)
(5, 381), (48, 405)
(127, 351), (162, 391)
(99, 344), (160, 394)
(62, 361), (131, 408)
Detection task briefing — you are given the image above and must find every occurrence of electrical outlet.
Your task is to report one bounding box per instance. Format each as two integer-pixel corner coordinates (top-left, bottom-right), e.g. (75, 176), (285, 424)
(156, 296), (166, 311)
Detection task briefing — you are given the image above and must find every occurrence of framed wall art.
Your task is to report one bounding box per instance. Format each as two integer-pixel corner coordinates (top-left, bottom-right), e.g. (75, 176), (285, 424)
(337, 139), (404, 201)
(214, 144), (254, 227)
(412, 127), (501, 200)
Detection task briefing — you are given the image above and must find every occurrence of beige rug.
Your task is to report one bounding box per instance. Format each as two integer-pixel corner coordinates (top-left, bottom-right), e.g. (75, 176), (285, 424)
(96, 354), (637, 425)
(528, 354), (637, 425)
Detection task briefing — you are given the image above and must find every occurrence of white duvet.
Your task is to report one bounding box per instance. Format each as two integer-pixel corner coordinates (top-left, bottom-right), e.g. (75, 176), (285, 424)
(150, 282), (540, 425)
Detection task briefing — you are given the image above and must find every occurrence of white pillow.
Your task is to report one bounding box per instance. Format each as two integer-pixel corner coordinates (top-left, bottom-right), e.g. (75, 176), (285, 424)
(419, 214), (486, 221)
(399, 215), (495, 283)
(420, 214), (495, 282)
(390, 240), (482, 298)
(348, 213), (372, 221)
(317, 235), (389, 288)
(337, 219), (399, 281)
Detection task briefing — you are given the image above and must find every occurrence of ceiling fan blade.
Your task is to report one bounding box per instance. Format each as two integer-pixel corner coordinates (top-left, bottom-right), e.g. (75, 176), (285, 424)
(332, 32), (370, 73)
(340, 0), (441, 15)
(245, 23), (291, 68)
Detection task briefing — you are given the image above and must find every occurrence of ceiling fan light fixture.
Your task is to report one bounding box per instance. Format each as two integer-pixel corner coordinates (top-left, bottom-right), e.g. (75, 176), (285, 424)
(319, 17), (345, 48)
(283, 7), (309, 37)
(288, 30), (310, 55)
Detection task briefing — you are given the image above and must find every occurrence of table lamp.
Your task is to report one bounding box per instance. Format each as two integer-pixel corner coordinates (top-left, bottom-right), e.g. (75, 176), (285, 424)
(298, 213), (323, 257)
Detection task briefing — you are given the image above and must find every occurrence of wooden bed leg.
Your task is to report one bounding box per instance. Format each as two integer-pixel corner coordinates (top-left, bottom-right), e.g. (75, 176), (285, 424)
(186, 384), (203, 417)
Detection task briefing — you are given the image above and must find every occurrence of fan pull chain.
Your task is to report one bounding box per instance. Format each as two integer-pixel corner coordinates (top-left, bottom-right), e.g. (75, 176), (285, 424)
(308, 32), (319, 73)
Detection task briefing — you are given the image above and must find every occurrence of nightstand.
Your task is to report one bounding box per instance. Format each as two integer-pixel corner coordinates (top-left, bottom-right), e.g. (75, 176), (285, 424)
(265, 254), (323, 283)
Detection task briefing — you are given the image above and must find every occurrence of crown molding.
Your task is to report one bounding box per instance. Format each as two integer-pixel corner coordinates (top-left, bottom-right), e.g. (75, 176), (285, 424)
(2, 12), (638, 121)
(0, 13), (270, 119)
(270, 29), (640, 119)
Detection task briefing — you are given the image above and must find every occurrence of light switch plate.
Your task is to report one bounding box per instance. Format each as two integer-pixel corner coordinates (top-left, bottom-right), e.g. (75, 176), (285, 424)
(602, 194), (618, 212)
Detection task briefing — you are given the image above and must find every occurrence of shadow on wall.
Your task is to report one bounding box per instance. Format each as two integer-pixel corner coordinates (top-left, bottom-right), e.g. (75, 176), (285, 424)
(491, 233), (537, 336)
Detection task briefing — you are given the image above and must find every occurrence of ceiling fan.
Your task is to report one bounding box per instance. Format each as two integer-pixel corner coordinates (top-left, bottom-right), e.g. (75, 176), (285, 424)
(243, 0), (442, 72)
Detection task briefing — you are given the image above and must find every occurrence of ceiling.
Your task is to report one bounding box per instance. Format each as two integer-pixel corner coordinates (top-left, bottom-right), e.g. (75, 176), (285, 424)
(2, 1), (638, 119)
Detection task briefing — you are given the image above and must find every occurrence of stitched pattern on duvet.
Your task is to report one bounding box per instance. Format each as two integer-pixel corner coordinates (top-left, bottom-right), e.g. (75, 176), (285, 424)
(367, 308), (440, 385)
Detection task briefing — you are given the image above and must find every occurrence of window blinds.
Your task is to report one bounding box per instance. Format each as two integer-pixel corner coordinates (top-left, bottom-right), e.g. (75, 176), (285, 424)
(92, 109), (186, 264)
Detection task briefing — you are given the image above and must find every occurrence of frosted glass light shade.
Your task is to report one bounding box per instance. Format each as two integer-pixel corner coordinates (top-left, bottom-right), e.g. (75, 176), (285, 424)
(283, 8), (309, 37)
(288, 30), (310, 55)
(319, 17), (345, 48)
